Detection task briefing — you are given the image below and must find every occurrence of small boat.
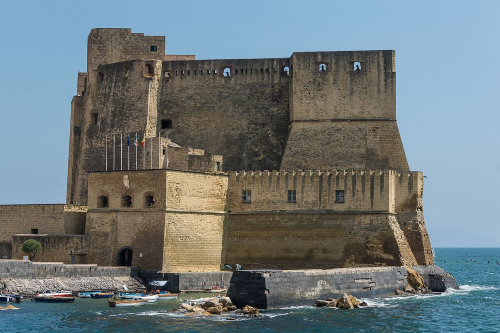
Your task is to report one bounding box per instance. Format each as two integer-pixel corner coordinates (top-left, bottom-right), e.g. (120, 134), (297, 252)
(119, 293), (159, 302)
(131, 294), (158, 303)
(0, 295), (14, 303)
(38, 290), (72, 297)
(34, 296), (75, 303)
(90, 292), (114, 299)
(207, 286), (226, 293)
(108, 299), (147, 307)
(78, 291), (102, 298)
(157, 292), (178, 300)
(0, 305), (19, 310)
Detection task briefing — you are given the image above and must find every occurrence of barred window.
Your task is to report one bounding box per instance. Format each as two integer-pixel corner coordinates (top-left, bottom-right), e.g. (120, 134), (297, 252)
(335, 190), (345, 203)
(242, 190), (251, 203)
(287, 190), (296, 203)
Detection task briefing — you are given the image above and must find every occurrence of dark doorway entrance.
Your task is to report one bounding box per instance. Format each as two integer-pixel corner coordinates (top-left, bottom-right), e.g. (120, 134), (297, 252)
(117, 247), (133, 266)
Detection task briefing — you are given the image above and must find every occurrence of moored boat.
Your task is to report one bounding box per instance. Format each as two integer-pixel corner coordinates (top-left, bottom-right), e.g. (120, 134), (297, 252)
(90, 292), (114, 299)
(108, 299), (147, 307)
(157, 292), (178, 300)
(119, 293), (159, 302)
(38, 290), (72, 297)
(207, 286), (226, 293)
(34, 296), (75, 303)
(78, 291), (102, 298)
(0, 295), (14, 302)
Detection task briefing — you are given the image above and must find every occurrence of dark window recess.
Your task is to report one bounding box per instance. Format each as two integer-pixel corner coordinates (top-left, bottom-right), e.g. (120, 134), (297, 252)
(92, 113), (98, 125)
(145, 195), (154, 207)
(122, 195), (132, 207)
(31, 229), (38, 234)
(335, 190), (345, 203)
(242, 190), (251, 203)
(162, 148), (166, 155)
(97, 195), (108, 208)
(319, 63), (327, 72)
(354, 62), (362, 71)
(97, 72), (104, 83)
(287, 190), (297, 202)
(161, 119), (172, 129)
(216, 162), (221, 171)
(145, 64), (154, 76)
(150, 45), (157, 51)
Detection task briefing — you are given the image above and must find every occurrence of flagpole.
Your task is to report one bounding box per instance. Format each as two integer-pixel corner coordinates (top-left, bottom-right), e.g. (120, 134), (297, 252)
(150, 137), (153, 169)
(113, 134), (116, 171)
(158, 132), (161, 168)
(105, 135), (108, 171)
(128, 134), (130, 170)
(143, 133), (145, 170)
(120, 134), (123, 170)
(135, 132), (138, 170)
(166, 132), (169, 169)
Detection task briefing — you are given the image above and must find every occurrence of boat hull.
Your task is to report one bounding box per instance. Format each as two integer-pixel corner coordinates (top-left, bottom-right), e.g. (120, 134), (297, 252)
(78, 291), (102, 298)
(90, 293), (114, 299)
(108, 300), (147, 307)
(34, 296), (75, 303)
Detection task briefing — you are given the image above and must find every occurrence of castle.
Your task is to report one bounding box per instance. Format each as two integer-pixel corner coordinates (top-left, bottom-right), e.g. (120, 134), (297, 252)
(0, 28), (434, 272)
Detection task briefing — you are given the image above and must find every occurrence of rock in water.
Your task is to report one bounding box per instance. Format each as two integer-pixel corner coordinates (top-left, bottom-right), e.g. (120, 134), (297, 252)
(335, 293), (354, 309)
(179, 303), (194, 311)
(206, 305), (223, 315)
(242, 305), (260, 316)
(406, 268), (425, 290)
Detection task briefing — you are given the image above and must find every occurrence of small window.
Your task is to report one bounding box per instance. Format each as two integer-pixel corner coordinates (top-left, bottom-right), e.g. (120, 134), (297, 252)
(242, 190), (251, 203)
(283, 66), (290, 76)
(287, 190), (296, 203)
(214, 69), (217, 74)
(164, 71), (171, 78)
(145, 195), (154, 208)
(150, 45), (157, 52)
(216, 161), (221, 171)
(354, 62), (362, 71)
(97, 72), (104, 83)
(92, 113), (98, 125)
(145, 64), (154, 76)
(319, 63), (327, 72)
(335, 190), (345, 203)
(161, 119), (172, 129)
(31, 229), (39, 234)
(97, 195), (108, 208)
(122, 195), (133, 207)
(223, 67), (231, 77)
(125, 66), (130, 77)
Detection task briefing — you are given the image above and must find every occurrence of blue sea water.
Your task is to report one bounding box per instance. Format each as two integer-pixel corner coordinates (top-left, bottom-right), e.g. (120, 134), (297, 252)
(1, 248), (499, 332)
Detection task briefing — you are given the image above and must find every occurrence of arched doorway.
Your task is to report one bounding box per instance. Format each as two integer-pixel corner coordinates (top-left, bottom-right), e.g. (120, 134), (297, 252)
(117, 247), (133, 266)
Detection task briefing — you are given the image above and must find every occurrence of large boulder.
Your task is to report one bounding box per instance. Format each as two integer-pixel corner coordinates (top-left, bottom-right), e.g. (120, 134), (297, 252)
(202, 299), (220, 309)
(219, 296), (232, 306)
(179, 303), (194, 311)
(314, 300), (333, 307)
(406, 268), (425, 290)
(225, 305), (237, 311)
(335, 293), (354, 309)
(206, 304), (223, 315)
(242, 305), (260, 316)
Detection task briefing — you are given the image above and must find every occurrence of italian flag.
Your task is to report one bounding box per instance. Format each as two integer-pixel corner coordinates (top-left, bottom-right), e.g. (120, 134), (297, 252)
(142, 134), (145, 147)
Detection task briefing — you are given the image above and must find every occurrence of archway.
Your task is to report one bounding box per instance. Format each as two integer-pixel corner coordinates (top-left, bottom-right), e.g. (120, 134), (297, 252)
(117, 247), (133, 266)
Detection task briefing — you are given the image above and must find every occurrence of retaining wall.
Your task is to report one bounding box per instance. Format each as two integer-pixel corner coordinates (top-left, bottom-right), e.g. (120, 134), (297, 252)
(138, 270), (232, 293)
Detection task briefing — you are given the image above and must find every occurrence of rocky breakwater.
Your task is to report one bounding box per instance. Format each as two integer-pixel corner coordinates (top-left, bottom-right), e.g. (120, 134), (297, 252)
(1, 276), (144, 296)
(314, 293), (368, 309)
(178, 296), (260, 317)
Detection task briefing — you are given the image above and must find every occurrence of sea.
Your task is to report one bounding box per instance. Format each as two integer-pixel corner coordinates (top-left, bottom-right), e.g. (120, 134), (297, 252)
(1, 248), (499, 333)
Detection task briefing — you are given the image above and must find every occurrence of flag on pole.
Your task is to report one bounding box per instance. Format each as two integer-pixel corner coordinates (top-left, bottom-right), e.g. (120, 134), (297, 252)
(134, 133), (138, 147)
(127, 135), (130, 147)
(142, 134), (146, 147)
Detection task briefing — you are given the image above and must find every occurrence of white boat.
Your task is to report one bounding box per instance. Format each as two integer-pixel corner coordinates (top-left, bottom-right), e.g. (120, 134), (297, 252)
(119, 293), (158, 302)
(207, 287), (226, 293)
(157, 292), (178, 300)
(108, 299), (147, 307)
(38, 290), (72, 297)
(78, 291), (102, 298)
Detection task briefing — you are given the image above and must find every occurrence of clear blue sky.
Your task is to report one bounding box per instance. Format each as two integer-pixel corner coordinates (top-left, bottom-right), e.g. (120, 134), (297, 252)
(0, 0), (498, 247)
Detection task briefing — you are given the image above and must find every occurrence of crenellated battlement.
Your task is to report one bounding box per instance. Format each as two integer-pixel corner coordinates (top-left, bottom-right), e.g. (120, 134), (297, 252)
(227, 169), (422, 214)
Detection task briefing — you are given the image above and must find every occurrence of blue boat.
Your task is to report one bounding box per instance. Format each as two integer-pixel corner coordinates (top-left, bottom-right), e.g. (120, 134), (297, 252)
(90, 292), (114, 299)
(34, 296), (75, 303)
(77, 291), (102, 298)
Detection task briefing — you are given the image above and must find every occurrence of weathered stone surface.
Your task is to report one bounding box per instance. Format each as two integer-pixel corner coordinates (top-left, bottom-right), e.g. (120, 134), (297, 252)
(179, 303), (194, 311)
(336, 293), (354, 309)
(406, 268), (425, 290)
(242, 305), (259, 316)
(206, 305), (223, 315)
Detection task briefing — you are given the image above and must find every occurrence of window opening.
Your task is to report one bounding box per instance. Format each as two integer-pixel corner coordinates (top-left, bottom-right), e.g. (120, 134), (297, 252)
(145, 64), (154, 76)
(150, 45), (157, 52)
(161, 119), (172, 129)
(207, 70), (211, 74)
(335, 190), (345, 203)
(31, 229), (38, 234)
(97, 72), (104, 83)
(354, 62), (362, 71)
(214, 69), (217, 74)
(216, 161), (221, 171)
(92, 113), (98, 125)
(242, 190), (251, 203)
(121, 195), (132, 207)
(125, 66), (130, 77)
(97, 195), (109, 208)
(187, 70), (190, 75)
(145, 195), (154, 207)
(283, 66), (290, 76)
(164, 71), (171, 78)
(287, 190), (297, 202)
(319, 63), (327, 72)
(201, 70), (204, 75)
(223, 67), (231, 77)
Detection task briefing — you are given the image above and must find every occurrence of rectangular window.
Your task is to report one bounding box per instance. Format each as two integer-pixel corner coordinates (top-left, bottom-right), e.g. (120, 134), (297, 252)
(31, 229), (38, 234)
(216, 162), (221, 171)
(150, 45), (157, 51)
(92, 113), (98, 125)
(242, 190), (251, 203)
(335, 190), (345, 203)
(287, 190), (296, 202)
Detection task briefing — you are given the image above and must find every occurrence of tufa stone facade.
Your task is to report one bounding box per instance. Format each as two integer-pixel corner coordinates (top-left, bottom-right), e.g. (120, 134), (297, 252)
(0, 28), (434, 273)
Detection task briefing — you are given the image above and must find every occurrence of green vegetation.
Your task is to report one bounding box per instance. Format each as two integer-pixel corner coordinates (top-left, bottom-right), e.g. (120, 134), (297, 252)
(21, 239), (42, 259)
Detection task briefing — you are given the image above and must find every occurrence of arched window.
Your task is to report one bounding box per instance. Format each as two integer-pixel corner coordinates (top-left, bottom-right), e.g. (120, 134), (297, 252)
(319, 63), (327, 72)
(121, 195), (132, 207)
(97, 195), (108, 208)
(145, 195), (155, 208)
(223, 67), (231, 77)
(354, 62), (362, 71)
(283, 66), (290, 76)
(144, 64), (154, 76)
(97, 72), (104, 83)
